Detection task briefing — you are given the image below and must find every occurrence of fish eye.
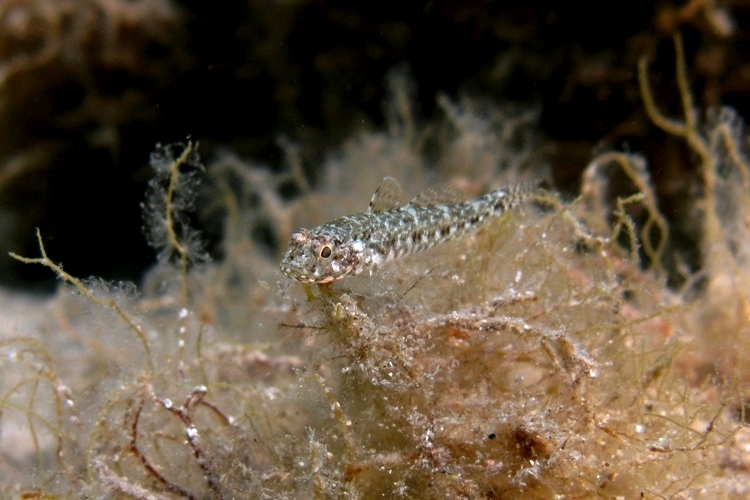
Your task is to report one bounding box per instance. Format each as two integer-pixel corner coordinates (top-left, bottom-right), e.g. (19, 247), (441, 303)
(319, 245), (333, 259)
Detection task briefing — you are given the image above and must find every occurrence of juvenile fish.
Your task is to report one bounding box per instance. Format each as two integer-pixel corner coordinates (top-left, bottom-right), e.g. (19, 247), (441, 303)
(280, 177), (537, 283)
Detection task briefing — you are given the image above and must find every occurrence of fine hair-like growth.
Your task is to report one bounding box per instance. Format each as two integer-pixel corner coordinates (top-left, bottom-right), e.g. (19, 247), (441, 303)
(2, 46), (749, 498)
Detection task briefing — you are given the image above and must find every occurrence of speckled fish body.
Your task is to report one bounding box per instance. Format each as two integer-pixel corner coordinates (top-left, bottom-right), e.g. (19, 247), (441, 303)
(280, 178), (534, 283)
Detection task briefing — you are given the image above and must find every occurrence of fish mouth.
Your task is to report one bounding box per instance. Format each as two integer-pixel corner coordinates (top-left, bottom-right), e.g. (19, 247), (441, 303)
(279, 264), (321, 283)
(281, 266), (355, 284)
(315, 272), (350, 284)
(279, 262), (307, 281)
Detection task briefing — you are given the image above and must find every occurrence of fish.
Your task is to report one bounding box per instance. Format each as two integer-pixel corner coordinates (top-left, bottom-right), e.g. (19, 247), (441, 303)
(280, 177), (537, 283)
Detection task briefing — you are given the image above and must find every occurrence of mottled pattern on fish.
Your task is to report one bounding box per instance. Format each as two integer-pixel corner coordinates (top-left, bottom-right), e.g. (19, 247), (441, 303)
(280, 177), (536, 283)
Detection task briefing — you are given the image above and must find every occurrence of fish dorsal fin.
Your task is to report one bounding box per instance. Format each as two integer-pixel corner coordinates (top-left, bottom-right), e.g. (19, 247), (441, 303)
(409, 179), (472, 207)
(368, 176), (403, 212)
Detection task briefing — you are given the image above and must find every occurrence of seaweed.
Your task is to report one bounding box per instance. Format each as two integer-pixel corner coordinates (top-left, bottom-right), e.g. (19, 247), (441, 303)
(2, 42), (749, 498)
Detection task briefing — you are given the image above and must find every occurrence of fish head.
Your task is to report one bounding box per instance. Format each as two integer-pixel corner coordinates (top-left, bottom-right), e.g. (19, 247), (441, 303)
(280, 229), (355, 283)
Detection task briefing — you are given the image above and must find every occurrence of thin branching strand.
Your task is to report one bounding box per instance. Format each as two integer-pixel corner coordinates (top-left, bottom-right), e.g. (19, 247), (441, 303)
(9, 229), (154, 373)
(5, 43), (750, 497)
(143, 140), (208, 374)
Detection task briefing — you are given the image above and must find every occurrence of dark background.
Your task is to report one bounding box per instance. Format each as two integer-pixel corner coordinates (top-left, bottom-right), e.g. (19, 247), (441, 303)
(1, 0), (748, 290)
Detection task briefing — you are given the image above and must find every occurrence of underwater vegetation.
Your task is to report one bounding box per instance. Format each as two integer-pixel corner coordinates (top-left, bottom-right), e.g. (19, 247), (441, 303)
(2, 36), (750, 498)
